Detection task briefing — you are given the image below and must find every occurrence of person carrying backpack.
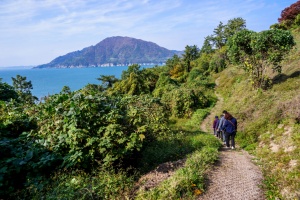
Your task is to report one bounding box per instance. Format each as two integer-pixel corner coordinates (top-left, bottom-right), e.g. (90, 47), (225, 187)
(223, 112), (237, 149)
(213, 116), (219, 136)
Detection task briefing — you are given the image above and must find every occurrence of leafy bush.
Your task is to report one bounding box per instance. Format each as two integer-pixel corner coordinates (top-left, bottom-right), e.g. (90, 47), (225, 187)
(227, 29), (295, 89)
(111, 64), (159, 95)
(194, 53), (211, 73)
(208, 47), (227, 73)
(0, 82), (18, 101)
(30, 91), (170, 169)
(161, 88), (199, 118)
(152, 72), (178, 98)
(0, 102), (51, 198)
(0, 101), (37, 137)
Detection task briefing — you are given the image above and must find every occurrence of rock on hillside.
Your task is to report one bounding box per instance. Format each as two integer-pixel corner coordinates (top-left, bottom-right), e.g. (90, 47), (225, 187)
(34, 36), (182, 68)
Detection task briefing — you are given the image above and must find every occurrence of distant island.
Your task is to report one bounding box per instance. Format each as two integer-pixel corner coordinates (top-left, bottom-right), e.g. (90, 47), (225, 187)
(34, 36), (183, 69)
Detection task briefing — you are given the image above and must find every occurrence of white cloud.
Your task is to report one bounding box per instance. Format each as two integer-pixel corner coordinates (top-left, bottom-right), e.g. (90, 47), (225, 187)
(0, 0), (297, 66)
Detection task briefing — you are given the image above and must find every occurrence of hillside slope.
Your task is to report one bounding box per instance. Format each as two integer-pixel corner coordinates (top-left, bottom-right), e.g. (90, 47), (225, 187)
(207, 29), (300, 199)
(35, 36), (182, 68)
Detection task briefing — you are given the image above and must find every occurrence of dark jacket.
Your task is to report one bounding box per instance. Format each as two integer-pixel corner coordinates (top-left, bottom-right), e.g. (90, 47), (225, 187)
(223, 117), (237, 134)
(213, 118), (219, 129)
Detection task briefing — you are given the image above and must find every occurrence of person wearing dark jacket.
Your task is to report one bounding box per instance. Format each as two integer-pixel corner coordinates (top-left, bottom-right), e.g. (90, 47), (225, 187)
(213, 116), (219, 136)
(223, 112), (237, 149)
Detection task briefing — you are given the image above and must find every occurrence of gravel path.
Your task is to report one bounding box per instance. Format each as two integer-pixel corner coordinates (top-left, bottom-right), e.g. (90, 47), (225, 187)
(198, 146), (265, 200)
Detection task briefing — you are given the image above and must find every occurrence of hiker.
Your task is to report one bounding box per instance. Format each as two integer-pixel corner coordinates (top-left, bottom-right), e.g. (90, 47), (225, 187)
(216, 115), (222, 139)
(223, 112), (237, 149)
(213, 116), (219, 136)
(217, 110), (227, 144)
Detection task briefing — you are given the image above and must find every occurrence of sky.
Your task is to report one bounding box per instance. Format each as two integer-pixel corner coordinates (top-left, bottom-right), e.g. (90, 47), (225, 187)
(0, 0), (297, 67)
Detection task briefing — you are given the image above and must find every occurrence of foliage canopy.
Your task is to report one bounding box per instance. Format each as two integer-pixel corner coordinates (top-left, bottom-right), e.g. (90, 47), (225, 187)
(227, 29), (295, 89)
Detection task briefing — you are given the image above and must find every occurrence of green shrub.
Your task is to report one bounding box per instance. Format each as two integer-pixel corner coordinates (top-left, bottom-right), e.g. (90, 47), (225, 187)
(208, 47), (227, 73)
(29, 169), (135, 200)
(0, 82), (18, 101)
(194, 53), (211, 72)
(30, 92), (170, 169)
(161, 88), (199, 118)
(0, 102), (51, 198)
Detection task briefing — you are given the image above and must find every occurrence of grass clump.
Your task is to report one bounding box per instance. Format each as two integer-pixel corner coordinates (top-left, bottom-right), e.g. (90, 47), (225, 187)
(21, 168), (135, 200)
(135, 146), (219, 200)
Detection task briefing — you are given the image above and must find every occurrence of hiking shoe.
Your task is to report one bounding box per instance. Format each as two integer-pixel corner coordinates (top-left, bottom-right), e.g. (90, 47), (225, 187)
(231, 146), (235, 149)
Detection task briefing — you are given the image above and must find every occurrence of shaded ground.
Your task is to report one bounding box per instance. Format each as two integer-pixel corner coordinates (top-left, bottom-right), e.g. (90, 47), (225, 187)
(135, 159), (186, 191)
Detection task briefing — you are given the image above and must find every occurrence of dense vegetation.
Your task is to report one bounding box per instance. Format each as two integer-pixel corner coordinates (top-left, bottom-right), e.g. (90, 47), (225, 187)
(1, 52), (218, 199)
(1, 2), (300, 199)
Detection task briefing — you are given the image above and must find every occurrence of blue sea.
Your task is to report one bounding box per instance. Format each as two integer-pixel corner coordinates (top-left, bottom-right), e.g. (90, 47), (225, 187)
(0, 66), (154, 99)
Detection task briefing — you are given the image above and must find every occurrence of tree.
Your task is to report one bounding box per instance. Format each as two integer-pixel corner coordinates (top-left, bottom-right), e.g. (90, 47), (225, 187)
(224, 17), (246, 39)
(12, 75), (37, 104)
(200, 35), (215, 54)
(278, 1), (300, 23)
(272, 1), (300, 29)
(200, 17), (246, 52)
(227, 29), (295, 89)
(112, 64), (152, 95)
(212, 22), (226, 49)
(121, 64), (141, 80)
(97, 75), (118, 88)
(0, 82), (18, 101)
(182, 45), (199, 72)
(166, 54), (181, 70)
(60, 86), (71, 94)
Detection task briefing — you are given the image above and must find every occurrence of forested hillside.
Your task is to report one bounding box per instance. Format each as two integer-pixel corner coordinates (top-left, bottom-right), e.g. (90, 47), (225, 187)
(1, 2), (300, 199)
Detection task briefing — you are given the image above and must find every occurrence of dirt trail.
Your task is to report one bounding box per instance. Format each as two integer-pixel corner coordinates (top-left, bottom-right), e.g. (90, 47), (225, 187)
(198, 147), (265, 200)
(199, 78), (265, 199)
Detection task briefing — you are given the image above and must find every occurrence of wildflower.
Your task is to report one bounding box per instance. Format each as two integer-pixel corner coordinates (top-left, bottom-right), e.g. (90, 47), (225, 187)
(194, 189), (202, 196)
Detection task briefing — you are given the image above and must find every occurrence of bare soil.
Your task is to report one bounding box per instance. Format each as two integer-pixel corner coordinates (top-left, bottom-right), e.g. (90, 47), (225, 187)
(135, 159), (186, 191)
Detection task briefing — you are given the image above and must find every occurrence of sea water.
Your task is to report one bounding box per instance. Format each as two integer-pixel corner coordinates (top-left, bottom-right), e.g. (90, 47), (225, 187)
(0, 66), (153, 99)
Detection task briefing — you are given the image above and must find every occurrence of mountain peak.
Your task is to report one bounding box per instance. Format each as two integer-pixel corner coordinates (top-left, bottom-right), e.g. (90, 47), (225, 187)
(35, 36), (182, 68)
